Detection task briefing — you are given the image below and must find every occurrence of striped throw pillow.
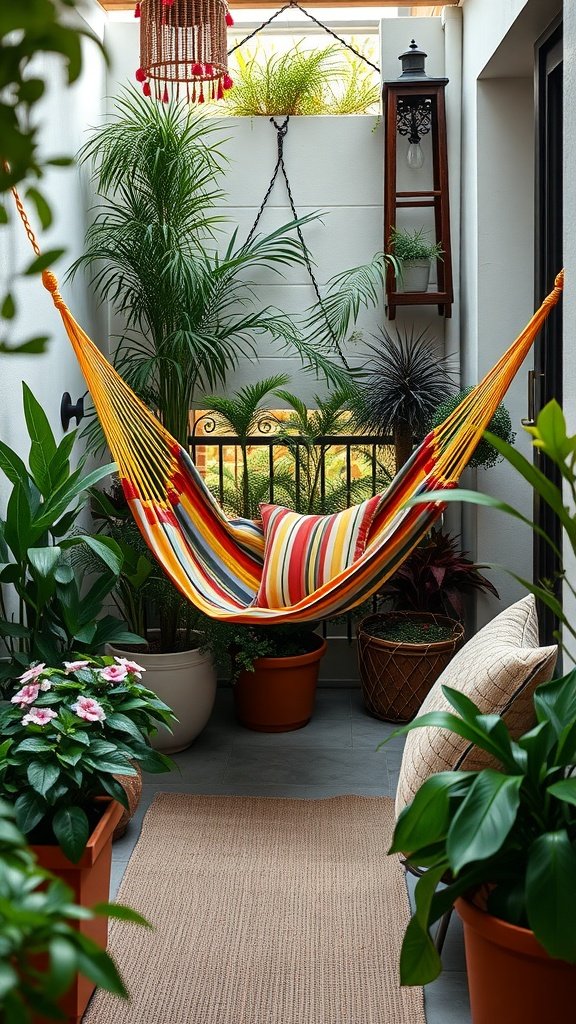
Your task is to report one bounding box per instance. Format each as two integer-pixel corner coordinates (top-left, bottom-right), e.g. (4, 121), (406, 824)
(253, 496), (382, 609)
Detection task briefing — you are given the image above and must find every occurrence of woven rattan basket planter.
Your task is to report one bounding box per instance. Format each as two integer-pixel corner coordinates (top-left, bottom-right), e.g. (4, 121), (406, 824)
(357, 611), (464, 722)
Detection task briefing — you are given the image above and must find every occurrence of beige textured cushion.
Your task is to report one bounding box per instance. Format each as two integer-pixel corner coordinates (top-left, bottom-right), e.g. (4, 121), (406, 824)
(395, 595), (557, 815)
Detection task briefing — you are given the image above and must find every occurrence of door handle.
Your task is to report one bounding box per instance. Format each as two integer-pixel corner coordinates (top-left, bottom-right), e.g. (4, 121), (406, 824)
(521, 370), (544, 427)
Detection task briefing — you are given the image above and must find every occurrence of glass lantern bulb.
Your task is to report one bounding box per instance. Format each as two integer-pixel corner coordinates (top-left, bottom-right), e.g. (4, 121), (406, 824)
(407, 142), (424, 169)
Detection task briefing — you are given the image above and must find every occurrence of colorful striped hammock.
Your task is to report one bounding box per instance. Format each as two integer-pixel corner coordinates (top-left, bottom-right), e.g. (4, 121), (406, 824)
(13, 189), (563, 624)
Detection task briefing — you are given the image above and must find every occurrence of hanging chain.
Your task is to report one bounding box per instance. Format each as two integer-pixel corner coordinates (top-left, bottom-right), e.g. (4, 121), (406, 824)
(228, 0), (380, 74)
(228, 3), (294, 56)
(245, 118), (349, 369)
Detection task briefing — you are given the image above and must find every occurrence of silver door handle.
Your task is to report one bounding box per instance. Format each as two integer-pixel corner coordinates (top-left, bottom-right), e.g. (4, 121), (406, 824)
(521, 370), (544, 427)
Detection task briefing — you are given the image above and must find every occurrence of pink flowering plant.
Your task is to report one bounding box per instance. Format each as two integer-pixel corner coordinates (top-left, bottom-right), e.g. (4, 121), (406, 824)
(0, 656), (176, 862)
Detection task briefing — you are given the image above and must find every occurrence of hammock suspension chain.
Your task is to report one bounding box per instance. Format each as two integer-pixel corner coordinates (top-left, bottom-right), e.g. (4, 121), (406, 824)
(245, 116), (350, 369)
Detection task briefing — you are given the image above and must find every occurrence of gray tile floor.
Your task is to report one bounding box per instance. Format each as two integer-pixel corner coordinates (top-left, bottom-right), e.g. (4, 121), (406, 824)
(112, 687), (471, 1024)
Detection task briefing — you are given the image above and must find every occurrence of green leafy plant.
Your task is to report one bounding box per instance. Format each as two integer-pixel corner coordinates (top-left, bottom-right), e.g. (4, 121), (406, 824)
(205, 620), (321, 681)
(0, 385), (141, 685)
(388, 672), (576, 984)
(410, 400), (576, 659)
(0, 797), (148, 1023)
(389, 226), (444, 263)
(0, 0), (105, 355)
(430, 389), (515, 469)
(71, 88), (347, 450)
(220, 42), (379, 117)
(379, 528), (498, 621)
(88, 481), (206, 654)
(350, 326), (455, 472)
(0, 656), (175, 861)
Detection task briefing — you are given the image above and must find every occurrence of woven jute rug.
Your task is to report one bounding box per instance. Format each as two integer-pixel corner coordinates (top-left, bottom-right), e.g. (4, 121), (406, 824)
(84, 794), (426, 1024)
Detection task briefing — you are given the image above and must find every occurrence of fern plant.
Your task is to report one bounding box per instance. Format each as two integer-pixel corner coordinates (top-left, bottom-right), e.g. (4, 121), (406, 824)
(220, 42), (379, 117)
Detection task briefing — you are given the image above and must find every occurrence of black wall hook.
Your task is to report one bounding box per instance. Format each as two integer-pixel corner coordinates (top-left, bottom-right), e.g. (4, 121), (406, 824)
(60, 392), (86, 432)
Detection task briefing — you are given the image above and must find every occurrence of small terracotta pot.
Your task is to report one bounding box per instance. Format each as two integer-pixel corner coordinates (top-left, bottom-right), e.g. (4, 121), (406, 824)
(234, 636), (327, 732)
(31, 799), (123, 1024)
(456, 896), (576, 1024)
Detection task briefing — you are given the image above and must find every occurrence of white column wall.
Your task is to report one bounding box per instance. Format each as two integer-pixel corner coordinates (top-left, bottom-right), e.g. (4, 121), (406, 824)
(104, 16), (451, 405)
(0, 5), (107, 461)
(459, 0), (561, 627)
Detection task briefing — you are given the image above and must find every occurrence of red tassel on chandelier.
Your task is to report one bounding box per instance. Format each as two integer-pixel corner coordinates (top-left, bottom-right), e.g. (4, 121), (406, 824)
(137, 0), (233, 105)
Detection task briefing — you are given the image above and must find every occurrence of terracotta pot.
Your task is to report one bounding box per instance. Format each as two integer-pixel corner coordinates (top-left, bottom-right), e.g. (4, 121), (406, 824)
(32, 798), (123, 1024)
(456, 896), (576, 1024)
(234, 635), (327, 732)
(108, 634), (217, 753)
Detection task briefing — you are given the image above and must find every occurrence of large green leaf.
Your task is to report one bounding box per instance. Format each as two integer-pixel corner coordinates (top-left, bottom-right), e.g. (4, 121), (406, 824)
(547, 778), (576, 808)
(62, 534), (122, 576)
(399, 862), (447, 985)
(14, 790), (45, 834)
(28, 545), (62, 579)
(534, 672), (576, 735)
(526, 832), (576, 961)
(446, 771), (522, 874)
(73, 939), (127, 996)
(52, 805), (90, 863)
(27, 760), (60, 797)
(0, 438), (30, 488)
(46, 937), (77, 998)
(23, 382), (57, 495)
(390, 772), (469, 855)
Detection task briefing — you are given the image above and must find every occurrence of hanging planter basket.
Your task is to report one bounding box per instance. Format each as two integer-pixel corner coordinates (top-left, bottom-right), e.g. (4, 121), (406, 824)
(137, 0), (234, 103)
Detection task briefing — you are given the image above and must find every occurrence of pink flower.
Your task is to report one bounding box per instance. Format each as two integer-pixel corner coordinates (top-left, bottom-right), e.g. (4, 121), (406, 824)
(11, 683), (40, 707)
(18, 663), (46, 685)
(63, 660), (91, 674)
(71, 696), (106, 722)
(99, 664), (128, 683)
(114, 657), (145, 678)
(22, 707), (58, 727)
(39, 679), (52, 692)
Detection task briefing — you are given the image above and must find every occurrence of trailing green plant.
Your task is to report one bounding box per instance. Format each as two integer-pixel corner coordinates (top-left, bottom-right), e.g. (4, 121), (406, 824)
(430, 389), (515, 469)
(70, 88), (348, 450)
(0, 798), (148, 1023)
(220, 42), (379, 117)
(378, 528), (498, 621)
(0, 385), (142, 688)
(389, 226), (444, 263)
(410, 400), (576, 659)
(88, 481), (205, 653)
(387, 671), (576, 984)
(0, 656), (175, 861)
(203, 620), (321, 681)
(350, 326), (455, 472)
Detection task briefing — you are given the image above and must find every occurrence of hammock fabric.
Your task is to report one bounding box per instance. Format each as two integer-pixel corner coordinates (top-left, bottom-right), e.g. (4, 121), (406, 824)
(12, 188), (563, 623)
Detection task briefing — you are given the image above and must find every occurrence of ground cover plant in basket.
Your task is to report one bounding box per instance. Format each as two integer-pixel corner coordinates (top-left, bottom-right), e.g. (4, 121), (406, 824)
(0, 656), (175, 861)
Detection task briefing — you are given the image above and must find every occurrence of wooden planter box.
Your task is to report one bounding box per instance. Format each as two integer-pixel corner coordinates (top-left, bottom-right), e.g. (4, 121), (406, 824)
(32, 799), (123, 1024)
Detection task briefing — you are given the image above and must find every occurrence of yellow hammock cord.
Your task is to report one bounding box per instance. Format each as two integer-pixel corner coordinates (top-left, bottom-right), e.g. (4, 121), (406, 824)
(11, 184), (564, 511)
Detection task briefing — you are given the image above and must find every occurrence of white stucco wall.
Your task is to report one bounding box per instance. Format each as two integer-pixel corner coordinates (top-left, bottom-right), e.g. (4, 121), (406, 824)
(459, 0), (562, 627)
(0, 4), (107, 461)
(103, 15), (452, 406)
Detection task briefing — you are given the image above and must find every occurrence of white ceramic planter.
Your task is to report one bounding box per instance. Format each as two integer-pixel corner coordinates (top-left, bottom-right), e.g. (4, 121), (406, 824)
(396, 259), (431, 293)
(107, 639), (217, 754)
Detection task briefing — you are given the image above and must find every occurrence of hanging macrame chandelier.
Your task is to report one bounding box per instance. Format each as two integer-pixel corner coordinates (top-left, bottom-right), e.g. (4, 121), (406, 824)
(135, 0), (234, 104)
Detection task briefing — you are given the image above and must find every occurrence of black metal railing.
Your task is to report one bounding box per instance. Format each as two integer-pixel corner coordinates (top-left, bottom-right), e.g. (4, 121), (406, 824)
(188, 420), (394, 640)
